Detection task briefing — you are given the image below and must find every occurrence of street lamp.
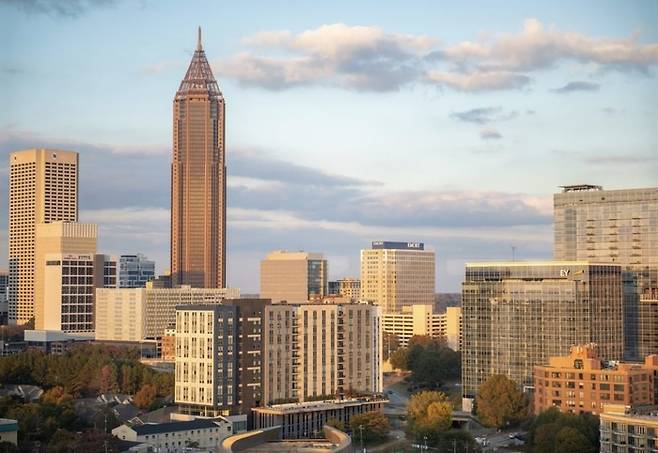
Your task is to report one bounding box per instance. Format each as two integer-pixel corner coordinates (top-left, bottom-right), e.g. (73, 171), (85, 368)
(359, 424), (365, 452)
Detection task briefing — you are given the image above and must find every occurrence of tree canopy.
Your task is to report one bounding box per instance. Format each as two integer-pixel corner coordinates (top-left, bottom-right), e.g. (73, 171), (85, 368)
(475, 374), (526, 428)
(407, 391), (453, 444)
(349, 411), (390, 444)
(389, 335), (460, 388)
(527, 408), (599, 453)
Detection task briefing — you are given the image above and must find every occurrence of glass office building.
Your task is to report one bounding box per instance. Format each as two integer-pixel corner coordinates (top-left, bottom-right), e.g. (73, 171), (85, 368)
(119, 254), (155, 288)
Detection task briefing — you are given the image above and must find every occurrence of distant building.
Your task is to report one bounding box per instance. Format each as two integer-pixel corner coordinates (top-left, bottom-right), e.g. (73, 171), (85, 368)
(462, 261), (624, 411)
(534, 344), (657, 415)
(119, 254), (155, 288)
(263, 302), (382, 405)
(360, 241), (435, 313)
(599, 404), (658, 453)
(260, 251), (327, 303)
(0, 418), (18, 445)
(175, 299), (268, 419)
(161, 327), (176, 361)
(327, 278), (361, 301)
(381, 304), (462, 350)
(554, 185), (658, 359)
(0, 270), (8, 325)
(112, 418), (242, 452)
(252, 397), (387, 439)
(24, 329), (92, 354)
(9, 149), (78, 325)
(95, 287), (239, 343)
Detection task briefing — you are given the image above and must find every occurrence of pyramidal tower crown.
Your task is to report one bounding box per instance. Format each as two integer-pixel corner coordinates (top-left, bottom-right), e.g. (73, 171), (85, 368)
(177, 27), (222, 97)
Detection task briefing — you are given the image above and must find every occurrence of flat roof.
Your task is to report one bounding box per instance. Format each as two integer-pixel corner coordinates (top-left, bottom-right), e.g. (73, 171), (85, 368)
(466, 261), (621, 267)
(253, 397), (388, 415)
(131, 419), (219, 435)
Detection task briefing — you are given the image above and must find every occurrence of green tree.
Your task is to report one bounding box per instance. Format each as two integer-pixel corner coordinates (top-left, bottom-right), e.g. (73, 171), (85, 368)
(349, 411), (390, 443)
(475, 374), (526, 428)
(407, 391), (453, 444)
(554, 426), (595, 453)
(527, 408), (599, 453)
(389, 347), (409, 370)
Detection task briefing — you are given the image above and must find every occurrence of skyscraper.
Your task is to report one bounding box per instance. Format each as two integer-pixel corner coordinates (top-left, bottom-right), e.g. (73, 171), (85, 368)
(8, 149), (78, 325)
(260, 251), (328, 303)
(360, 241), (435, 313)
(171, 28), (226, 289)
(554, 185), (658, 359)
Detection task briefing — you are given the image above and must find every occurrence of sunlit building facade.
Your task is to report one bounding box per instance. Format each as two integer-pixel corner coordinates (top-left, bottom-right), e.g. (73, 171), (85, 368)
(260, 251), (327, 303)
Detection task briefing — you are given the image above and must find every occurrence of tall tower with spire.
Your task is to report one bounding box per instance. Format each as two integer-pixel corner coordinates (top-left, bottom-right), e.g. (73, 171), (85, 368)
(171, 27), (226, 288)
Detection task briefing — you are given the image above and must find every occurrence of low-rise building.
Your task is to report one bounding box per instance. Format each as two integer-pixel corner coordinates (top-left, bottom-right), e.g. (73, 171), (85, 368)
(161, 327), (176, 361)
(381, 304), (462, 350)
(112, 418), (238, 452)
(599, 404), (658, 453)
(0, 418), (18, 445)
(534, 344), (656, 415)
(252, 397), (387, 439)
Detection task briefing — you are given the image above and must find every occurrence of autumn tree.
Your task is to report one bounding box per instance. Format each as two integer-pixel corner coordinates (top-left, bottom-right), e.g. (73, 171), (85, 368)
(349, 411), (390, 443)
(382, 332), (400, 361)
(475, 374), (526, 428)
(389, 347), (409, 370)
(133, 384), (157, 409)
(406, 391), (453, 444)
(326, 418), (346, 432)
(41, 386), (73, 406)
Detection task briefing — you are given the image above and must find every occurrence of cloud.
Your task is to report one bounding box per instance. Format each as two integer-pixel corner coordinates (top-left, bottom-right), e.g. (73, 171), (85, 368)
(480, 128), (503, 140)
(2, 0), (118, 18)
(425, 70), (531, 92)
(551, 81), (600, 93)
(582, 153), (658, 165)
(216, 23), (435, 92)
(450, 106), (519, 124)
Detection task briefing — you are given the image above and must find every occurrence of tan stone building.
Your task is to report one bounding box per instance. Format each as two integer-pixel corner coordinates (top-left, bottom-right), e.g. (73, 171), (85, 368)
(599, 404), (658, 453)
(260, 251), (327, 303)
(8, 149), (78, 324)
(171, 28), (226, 289)
(534, 344), (656, 416)
(263, 302), (382, 405)
(360, 241), (435, 313)
(381, 304), (462, 350)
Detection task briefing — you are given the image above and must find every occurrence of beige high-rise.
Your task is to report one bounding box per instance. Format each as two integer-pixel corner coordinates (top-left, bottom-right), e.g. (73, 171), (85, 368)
(260, 251), (327, 303)
(8, 149), (78, 324)
(171, 28), (226, 288)
(360, 241), (435, 313)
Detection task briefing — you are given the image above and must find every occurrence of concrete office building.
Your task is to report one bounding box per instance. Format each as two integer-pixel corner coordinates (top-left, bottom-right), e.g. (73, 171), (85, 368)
(175, 299), (267, 419)
(263, 302), (382, 405)
(8, 149), (78, 324)
(461, 261), (624, 410)
(171, 28), (227, 289)
(119, 254), (155, 288)
(554, 185), (658, 359)
(599, 404), (658, 453)
(534, 344), (656, 416)
(260, 251), (328, 303)
(327, 278), (361, 301)
(95, 287), (239, 343)
(360, 241), (435, 313)
(381, 304), (462, 350)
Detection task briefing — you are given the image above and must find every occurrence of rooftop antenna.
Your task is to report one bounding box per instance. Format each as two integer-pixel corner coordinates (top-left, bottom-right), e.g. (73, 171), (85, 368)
(197, 26), (202, 51)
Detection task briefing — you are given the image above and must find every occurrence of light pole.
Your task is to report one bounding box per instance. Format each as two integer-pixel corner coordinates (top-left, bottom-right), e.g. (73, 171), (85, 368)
(423, 435), (428, 451)
(359, 424), (365, 452)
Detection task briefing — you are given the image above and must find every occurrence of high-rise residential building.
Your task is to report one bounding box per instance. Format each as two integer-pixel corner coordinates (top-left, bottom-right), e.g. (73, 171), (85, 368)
(8, 149), (78, 324)
(263, 302), (382, 405)
(171, 28), (226, 289)
(461, 261), (624, 411)
(260, 251), (328, 303)
(381, 304), (462, 350)
(360, 241), (435, 313)
(34, 222), (96, 331)
(599, 404), (658, 453)
(554, 185), (658, 360)
(534, 344), (657, 416)
(0, 270), (8, 325)
(95, 286), (239, 343)
(118, 254), (155, 288)
(327, 278), (361, 301)
(175, 299), (268, 419)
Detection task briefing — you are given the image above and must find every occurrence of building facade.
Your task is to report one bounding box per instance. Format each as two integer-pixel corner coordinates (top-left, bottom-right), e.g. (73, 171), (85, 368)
(534, 344), (656, 416)
(171, 28), (226, 289)
(0, 271), (8, 325)
(95, 287), (239, 342)
(461, 261), (624, 408)
(175, 299), (267, 419)
(328, 278), (361, 301)
(554, 185), (658, 360)
(8, 149), (78, 324)
(381, 304), (462, 350)
(360, 241), (435, 313)
(260, 251), (328, 303)
(119, 254), (155, 288)
(600, 404), (658, 453)
(263, 302), (382, 405)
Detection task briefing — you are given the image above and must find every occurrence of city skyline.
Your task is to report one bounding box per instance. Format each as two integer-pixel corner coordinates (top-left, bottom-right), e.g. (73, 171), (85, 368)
(2, 1), (658, 292)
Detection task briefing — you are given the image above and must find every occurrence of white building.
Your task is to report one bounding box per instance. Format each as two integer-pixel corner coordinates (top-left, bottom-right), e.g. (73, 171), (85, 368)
(95, 286), (240, 342)
(381, 304), (462, 350)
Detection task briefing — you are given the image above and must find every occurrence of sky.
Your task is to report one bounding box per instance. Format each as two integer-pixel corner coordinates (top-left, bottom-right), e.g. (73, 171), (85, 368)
(1, 0), (657, 292)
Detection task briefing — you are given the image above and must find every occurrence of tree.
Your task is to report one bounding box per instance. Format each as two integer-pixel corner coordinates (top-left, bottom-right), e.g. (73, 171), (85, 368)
(382, 332), (400, 361)
(389, 347), (409, 370)
(554, 427), (595, 453)
(349, 411), (390, 443)
(407, 391), (452, 444)
(475, 374), (526, 428)
(527, 408), (599, 453)
(133, 384), (157, 409)
(99, 364), (119, 394)
(326, 418), (346, 431)
(41, 386), (73, 406)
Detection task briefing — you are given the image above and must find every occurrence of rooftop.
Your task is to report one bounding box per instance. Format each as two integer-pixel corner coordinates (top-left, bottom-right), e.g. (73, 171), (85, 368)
(559, 184), (603, 192)
(130, 419), (219, 436)
(254, 396), (388, 415)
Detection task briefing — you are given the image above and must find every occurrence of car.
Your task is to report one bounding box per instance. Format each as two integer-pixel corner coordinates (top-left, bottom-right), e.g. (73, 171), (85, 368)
(508, 432), (519, 439)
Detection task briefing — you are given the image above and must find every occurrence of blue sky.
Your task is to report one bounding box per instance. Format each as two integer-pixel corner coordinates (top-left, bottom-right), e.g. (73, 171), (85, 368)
(1, 0), (657, 292)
